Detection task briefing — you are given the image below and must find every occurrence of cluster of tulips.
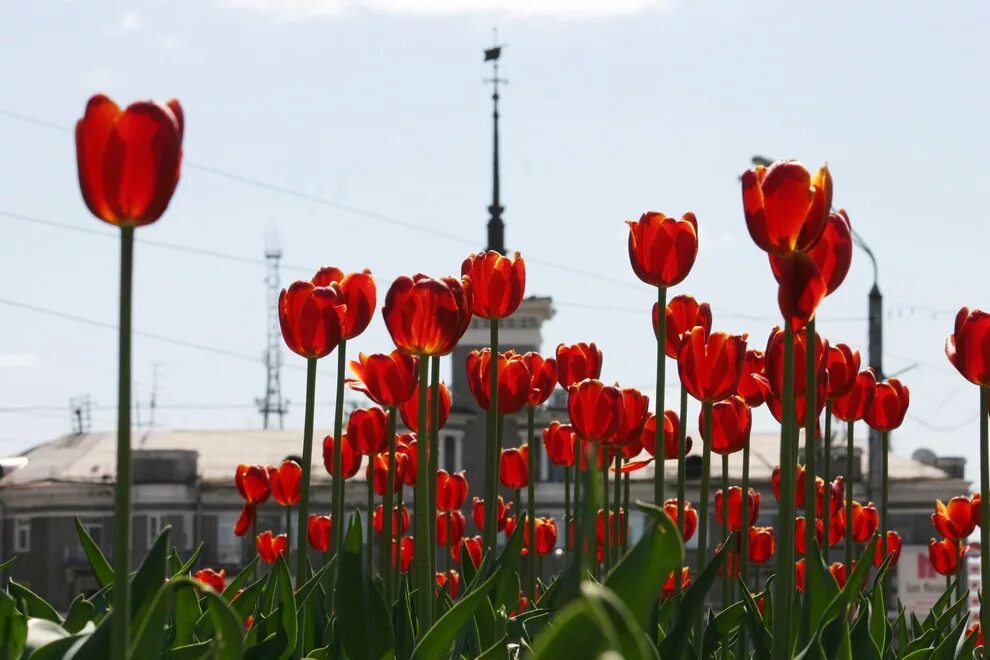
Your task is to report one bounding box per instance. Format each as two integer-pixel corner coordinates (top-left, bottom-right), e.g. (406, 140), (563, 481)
(41, 92), (989, 659)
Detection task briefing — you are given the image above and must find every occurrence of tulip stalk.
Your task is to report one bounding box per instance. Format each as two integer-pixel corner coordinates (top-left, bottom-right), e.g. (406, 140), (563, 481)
(366, 474), (374, 575)
(295, 357), (318, 587)
(330, 339), (348, 605)
(674, 384), (688, 598)
(285, 506), (292, 559)
(845, 419), (854, 572)
(527, 406), (537, 599)
(740, 427), (751, 592)
(655, 286), (667, 507)
(395, 486), (403, 597)
(803, 319), (817, 578)
(383, 406), (398, 599)
(981, 385), (989, 646)
(880, 430), (889, 593)
(484, 320), (501, 553)
(602, 459), (611, 572)
(613, 453), (622, 557)
(413, 357), (433, 633)
(428, 356), (440, 584)
(564, 465), (571, 554)
(622, 467), (630, 552)
(821, 403), (832, 563)
(111, 226), (134, 660)
(698, 401), (713, 573)
(721, 452), (730, 608)
(772, 327), (796, 660)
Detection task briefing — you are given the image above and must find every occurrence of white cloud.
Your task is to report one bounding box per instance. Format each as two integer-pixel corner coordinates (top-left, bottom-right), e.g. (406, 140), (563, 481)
(75, 68), (117, 89)
(0, 353), (39, 368)
(119, 11), (146, 32)
(221, 0), (675, 20)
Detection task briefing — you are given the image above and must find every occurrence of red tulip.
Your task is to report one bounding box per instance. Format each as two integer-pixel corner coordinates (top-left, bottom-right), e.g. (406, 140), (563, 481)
(762, 374), (827, 428)
(533, 517), (558, 556)
(436, 570), (461, 599)
(967, 623), (984, 649)
(639, 410), (685, 461)
(568, 379), (623, 443)
(851, 501), (879, 543)
(234, 504), (254, 537)
(972, 493), (982, 527)
(400, 381), (452, 434)
(256, 531), (288, 564)
(347, 407), (390, 456)
(655, 295), (713, 359)
(929, 537), (964, 575)
(347, 350), (419, 407)
(749, 526), (776, 564)
(311, 267), (377, 340)
(806, 210), (853, 295)
(700, 395), (751, 455)
(278, 280), (346, 359)
(774, 250), (827, 332)
(663, 498), (698, 542)
(518, 352), (558, 407)
(368, 452), (404, 495)
(741, 160), (832, 255)
(794, 517), (816, 555)
(832, 369), (878, 423)
(454, 535), (484, 568)
(864, 378), (910, 432)
(596, 508), (626, 550)
(373, 504), (410, 536)
(662, 567), (691, 600)
(946, 307), (990, 386)
(437, 470), (469, 511)
(764, 326), (828, 400)
(829, 562), (849, 589)
(436, 511), (467, 547)
(772, 464), (808, 507)
(736, 349), (767, 408)
(270, 460), (302, 506)
(466, 349), (532, 414)
(472, 496), (510, 532)
(460, 250), (526, 320)
(193, 568), (226, 593)
(543, 421), (578, 467)
(382, 274), (472, 356)
(555, 343), (603, 388)
(500, 446), (529, 489)
(933, 497), (977, 540)
(816, 476), (844, 518)
(824, 343), (861, 401)
(307, 514), (332, 552)
(322, 434), (361, 479)
(875, 531), (902, 567)
(394, 536), (415, 573)
(626, 211), (699, 288)
(396, 435), (418, 486)
(715, 539), (742, 579)
(677, 327), (748, 403)
(611, 387), (650, 447)
(579, 439), (616, 472)
(795, 558), (807, 592)
(235, 464), (272, 505)
(714, 486), (760, 532)
(75, 94), (184, 227)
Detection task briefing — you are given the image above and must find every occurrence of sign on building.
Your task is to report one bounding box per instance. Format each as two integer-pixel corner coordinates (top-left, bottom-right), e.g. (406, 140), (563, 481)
(897, 545), (948, 618)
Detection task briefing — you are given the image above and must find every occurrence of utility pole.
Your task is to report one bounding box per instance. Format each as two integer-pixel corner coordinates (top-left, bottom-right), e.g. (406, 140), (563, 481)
(69, 395), (91, 435)
(257, 235), (288, 429)
(484, 30), (507, 254)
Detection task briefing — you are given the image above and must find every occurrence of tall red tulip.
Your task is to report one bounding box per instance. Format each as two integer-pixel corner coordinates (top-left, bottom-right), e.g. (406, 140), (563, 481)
(715, 487), (760, 532)
(636, 411), (689, 465)
(499, 446), (529, 489)
(805, 210), (853, 295)
(663, 499), (698, 541)
(611, 387), (650, 447)
(311, 267), (377, 340)
(555, 343), (603, 388)
(457, 536), (484, 568)
(466, 349), (532, 414)
(76, 95), (184, 227)
(400, 381), (452, 434)
(567, 379), (623, 443)
(626, 211), (699, 288)
(864, 378), (910, 431)
(521, 352), (558, 406)
(700, 395), (751, 455)
(543, 421), (577, 467)
(382, 274), (472, 356)
(933, 497), (977, 540)
(435, 570), (461, 598)
(374, 505), (410, 536)
(764, 326), (827, 400)
(394, 536), (415, 573)
(655, 295), (713, 359)
(677, 327), (748, 403)
(929, 537), (964, 575)
(533, 517), (558, 556)
(749, 526), (776, 564)
(271, 460), (302, 506)
(193, 568), (226, 593)
(946, 308), (990, 386)
(736, 349), (767, 408)
(460, 251), (526, 319)
(347, 407), (390, 455)
(436, 511), (467, 547)
(816, 476), (844, 517)
(347, 350), (419, 407)
(824, 343), (861, 401)
(472, 496), (510, 532)
(368, 452), (405, 495)
(307, 514), (332, 552)
(875, 531), (902, 567)
(256, 531), (288, 564)
(322, 434), (361, 479)
(235, 464), (272, 505)
(832, 369), (878, 423)
(436, 470), (468, 511)
(851, 501), (879, 543)
(278, 280), (346, 359)
(774, 250), (827, 332)
(772, 464), (808, 507)
(396, 435), (418, 486)
(741, 160), (832, 255)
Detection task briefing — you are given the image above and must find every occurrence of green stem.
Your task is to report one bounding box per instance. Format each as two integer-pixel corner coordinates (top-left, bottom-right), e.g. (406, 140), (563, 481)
(286, 506), (292, 558)
(845, 420), (854, 572)
(622, 466), (630, 552)
(772, 326), (795, 660)
(414, 357), (432, 633)
(383, 407), (397, 598)
(252, 513), (258, 582)
(656, 286), (667, 507)
(822, 403), (832, 564)
(613, 452), (622, 557)
(803, 319), (817, 571)
(527, 406), (537, 599)
(574, 461), (581, 551)
(295, 358), (318, 585)
(577, 441), (600, 583)
(428, 356), (440, 585)
(675, 383), (688, 598)
(484, 320), (500, 553)
(564, 464), (571, 552)
(741, 427), (751, 592)
(980, 385), (989, 648)
(721, 452), (729, 609)
(696, 400), (713, 645)
(366, 477), (374, 575)
(880, 430), (889, 594)
(602, 452), (610, 572)
(330, 339), (347, 606)
(395, 486), (403, 597)
(111, 226), (134, 660)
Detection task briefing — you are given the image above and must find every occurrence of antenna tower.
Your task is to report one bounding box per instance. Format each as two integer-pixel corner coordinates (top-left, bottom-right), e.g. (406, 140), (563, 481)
(257, 237), (289, 428)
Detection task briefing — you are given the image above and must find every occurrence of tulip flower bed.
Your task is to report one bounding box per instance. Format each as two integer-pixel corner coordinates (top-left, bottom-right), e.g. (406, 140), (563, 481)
(2, 93), (988, 660)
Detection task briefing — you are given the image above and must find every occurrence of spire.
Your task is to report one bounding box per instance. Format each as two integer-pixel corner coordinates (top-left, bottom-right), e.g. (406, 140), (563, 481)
(484, 31), (507, 254)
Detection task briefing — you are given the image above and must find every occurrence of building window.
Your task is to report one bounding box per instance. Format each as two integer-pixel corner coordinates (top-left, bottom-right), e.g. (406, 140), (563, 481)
(217, 513), (242, 564)
(147, 514), (163, 549)
(440, 434), (462, 472)
(13, 518), (30, 553)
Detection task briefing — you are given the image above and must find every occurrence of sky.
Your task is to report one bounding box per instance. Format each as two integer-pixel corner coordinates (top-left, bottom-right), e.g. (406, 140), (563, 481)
(0, 1), (987, 481)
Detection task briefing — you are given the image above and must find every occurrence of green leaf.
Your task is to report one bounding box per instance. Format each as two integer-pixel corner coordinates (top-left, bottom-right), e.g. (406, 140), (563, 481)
(0, 591), (27, 660)
(489, 518), (526, 613)
(295, 560), (334, 613)
(738, 581), (771, 660)
(131, 577), (187, 659)
(200, 588), (247, 660)
(930, 613), (967, 660)
(583, 583), (656, 660)
(21, 618), (70, 658)
(9, 580), (62, 624)
(604, 500), (684, 629)
(273, 555), (298, 660)
(63, 607), (111, 660)
(62, 595), (94, 635)
(900, 650), (934, 660)
(701, 601), (744, 658)
(229, 578), (265, 626)
(336, 514), (395, 660)
(163, 641), (214, 660)
(657, 539), (729, 659)
(394, 575), (416, 660)
(529, 584), (617, 659)
(172, 544), (205, 577)
(130, 524), (171, 637)
(849, 605), (881, 660)
(28, 634), (90, 660)
(474, 588), (499, 650)
(801, 542), (839, 645)
(868, 578), (889, 656)
(477, 635), (509, 660)
(0, 555), (16, 572)
(221, 556), (260, 602)
(173, 579), (203, 646)
(74, 517), (114, 588)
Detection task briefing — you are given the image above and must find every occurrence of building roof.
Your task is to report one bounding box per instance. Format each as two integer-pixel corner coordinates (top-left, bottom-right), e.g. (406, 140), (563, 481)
(0, 428), (954, 489)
